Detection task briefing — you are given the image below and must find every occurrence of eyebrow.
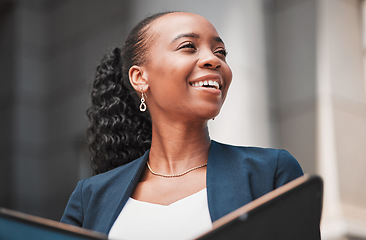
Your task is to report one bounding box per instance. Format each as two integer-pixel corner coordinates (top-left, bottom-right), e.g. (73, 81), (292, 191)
(171, 33), (199, 43)
(214, 36), (224, 44)
(171, 33), (225, 45)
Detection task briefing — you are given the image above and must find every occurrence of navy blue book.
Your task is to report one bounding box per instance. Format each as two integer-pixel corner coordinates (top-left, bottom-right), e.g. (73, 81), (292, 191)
(0, 208), (107, 240)
(197, 175), (323, 240)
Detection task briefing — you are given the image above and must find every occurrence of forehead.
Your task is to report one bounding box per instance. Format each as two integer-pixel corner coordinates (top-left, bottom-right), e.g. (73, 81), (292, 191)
(149, 12), (220, 42)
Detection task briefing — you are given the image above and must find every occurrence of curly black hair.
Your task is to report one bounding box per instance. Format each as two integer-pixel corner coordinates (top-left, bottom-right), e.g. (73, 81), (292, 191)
(87, 12), (175, 175)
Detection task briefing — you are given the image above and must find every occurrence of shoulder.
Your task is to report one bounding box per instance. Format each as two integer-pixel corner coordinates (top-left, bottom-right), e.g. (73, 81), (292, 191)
(212, 140), (298, 165)
(60, 152), (148, 228)
(63, 158), (141, 205)
(211, 140), (303, 186)
(67, 152), (148, 209)
(80, 156), (145, 193)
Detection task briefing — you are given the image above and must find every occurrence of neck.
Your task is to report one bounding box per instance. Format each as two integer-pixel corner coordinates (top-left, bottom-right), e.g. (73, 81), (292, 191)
(148, 120), (211, 175)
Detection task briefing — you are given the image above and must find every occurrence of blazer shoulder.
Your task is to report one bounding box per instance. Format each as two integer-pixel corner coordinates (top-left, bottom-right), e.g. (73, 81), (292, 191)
(212, 140), (288, 162)
(211, 140), (303, 182)
(81, 155), (146, 191)
(61, 152), (148, 231)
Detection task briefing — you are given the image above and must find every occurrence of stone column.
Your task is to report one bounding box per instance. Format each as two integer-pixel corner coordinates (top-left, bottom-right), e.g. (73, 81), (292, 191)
(274, 0), (366, 239)
(317, 0), (366, 239)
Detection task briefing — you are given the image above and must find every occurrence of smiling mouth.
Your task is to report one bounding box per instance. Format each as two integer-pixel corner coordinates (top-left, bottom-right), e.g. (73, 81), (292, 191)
(189, 80), (221, 90)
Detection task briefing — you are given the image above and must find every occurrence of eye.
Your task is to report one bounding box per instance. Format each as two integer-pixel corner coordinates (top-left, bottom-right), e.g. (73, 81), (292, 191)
(177, 41), (196, 51)
(215, 48), (228, 57)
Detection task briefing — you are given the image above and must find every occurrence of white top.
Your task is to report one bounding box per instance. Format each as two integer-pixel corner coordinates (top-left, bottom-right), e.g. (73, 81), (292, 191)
(108, 188), (212, 240)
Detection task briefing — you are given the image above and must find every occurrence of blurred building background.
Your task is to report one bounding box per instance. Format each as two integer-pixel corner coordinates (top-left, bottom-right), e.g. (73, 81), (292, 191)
(0, 0), (365, 239)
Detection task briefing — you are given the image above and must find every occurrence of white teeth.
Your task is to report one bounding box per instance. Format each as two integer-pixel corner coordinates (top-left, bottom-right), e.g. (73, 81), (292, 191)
(191, 80), (220, 89)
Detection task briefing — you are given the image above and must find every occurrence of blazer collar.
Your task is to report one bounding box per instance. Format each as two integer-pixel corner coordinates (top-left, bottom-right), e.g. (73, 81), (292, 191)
(104, 150), (149, 233)
(207, 140), (248, 222)
(105, 140), (245, 233)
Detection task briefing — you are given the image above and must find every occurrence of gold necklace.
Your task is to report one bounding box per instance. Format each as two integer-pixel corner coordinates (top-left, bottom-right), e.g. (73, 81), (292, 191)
(146, 161), (207, 178)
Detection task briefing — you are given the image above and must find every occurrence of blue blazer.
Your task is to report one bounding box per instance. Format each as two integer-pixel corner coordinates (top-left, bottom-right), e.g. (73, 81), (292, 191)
(61, 141), (303, 234)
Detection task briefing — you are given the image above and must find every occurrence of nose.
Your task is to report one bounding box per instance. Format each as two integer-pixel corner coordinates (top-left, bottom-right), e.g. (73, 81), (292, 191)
(198, 50), (221, 70)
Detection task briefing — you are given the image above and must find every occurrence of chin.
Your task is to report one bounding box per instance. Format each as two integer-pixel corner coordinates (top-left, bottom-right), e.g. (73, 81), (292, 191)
(198, 108), (221, 120)
(184, 102), (223, 121)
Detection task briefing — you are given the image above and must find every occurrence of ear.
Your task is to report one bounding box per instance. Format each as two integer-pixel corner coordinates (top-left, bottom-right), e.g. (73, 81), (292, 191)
(129, 65), (149, 93)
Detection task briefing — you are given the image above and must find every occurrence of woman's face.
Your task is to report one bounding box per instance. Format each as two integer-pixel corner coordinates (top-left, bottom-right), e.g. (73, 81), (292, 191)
(142, 12), (232, 122)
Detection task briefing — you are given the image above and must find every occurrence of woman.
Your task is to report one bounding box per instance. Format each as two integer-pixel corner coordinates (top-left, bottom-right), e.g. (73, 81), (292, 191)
(61, 11), (303, 239)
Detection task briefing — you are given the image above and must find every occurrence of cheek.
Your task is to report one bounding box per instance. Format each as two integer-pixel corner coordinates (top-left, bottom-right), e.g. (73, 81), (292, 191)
(148, 55), (195, 87)
(226, 68), (233, 86)
(150, 55), (188, 76)
(146, 59), (193, 106)
(223, 64), (233, 92)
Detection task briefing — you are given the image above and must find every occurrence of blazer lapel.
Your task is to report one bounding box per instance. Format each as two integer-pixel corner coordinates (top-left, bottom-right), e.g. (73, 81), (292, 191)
(206, 141), (249, 222)
(102, 151), (149, 233)
(101, 141), (250, 231)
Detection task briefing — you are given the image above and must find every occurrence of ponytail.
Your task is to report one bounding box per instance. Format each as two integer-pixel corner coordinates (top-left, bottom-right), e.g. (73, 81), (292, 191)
(87, 12), (175, 175)
(87, 48), (152, 175)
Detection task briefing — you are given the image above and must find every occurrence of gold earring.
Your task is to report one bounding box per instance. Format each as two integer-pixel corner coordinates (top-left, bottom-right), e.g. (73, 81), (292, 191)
(139, 92), (147, 112)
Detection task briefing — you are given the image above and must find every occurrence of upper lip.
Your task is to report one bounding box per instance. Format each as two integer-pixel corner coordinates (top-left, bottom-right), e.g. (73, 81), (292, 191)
(189, 74), (223, 89)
